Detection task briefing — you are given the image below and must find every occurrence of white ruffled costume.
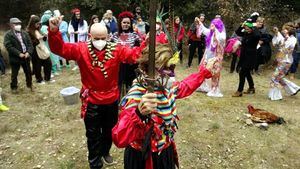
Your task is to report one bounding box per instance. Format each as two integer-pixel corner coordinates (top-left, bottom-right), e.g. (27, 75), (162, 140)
(268, 32), (300, 100)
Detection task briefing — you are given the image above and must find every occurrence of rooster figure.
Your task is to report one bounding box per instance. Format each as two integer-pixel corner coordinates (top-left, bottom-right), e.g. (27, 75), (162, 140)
(247, 105), (286, 124)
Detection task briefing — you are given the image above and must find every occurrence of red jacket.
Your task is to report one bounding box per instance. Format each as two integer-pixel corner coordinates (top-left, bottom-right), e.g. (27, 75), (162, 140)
(156, 32), (168, 44)
(174, 23), (185, 43)
(188, 30), (201, 42)
(48, 29), (144, 118)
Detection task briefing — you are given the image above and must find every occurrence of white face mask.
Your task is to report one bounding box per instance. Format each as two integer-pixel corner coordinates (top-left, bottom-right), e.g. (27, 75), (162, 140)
(166, 77), (176, 88)
(92, 40), (106, 51)
(156, 24), (161, 31)
(14, 25), (22, 31)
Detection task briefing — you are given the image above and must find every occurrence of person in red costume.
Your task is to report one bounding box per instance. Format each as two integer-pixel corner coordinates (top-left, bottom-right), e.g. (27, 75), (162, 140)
(173, 16), (185, 63)
(48, 18), (145, 168)
(155, 17), (168, 44)
(112, 44), (214, 169)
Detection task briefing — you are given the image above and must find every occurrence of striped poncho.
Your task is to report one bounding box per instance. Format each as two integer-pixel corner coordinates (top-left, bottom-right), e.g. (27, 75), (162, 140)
(113, 66), (212, 154)
(120, 82), (180, 152)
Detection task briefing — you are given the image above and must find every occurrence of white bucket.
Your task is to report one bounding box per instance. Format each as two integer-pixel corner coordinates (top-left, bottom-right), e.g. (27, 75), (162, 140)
(60, 86), (80, 105)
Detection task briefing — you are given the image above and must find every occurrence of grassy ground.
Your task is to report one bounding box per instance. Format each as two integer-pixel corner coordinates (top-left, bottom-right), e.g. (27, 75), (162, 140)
(0, 53), (300, 168)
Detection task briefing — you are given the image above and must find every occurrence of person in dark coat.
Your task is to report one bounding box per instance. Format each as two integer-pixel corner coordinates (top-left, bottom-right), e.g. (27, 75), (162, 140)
(4, 18), (34, 93)
(255, 17), (272, 74)
(232, 21), (260, 97)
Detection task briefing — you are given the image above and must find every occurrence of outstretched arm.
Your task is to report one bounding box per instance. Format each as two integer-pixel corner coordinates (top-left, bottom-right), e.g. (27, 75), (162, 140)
(235, 25), (245, 37)
(196, 23), (210, 38)
(117, 40), (147, 64)
(48, 18), (81, 61)
(175, 65), (212, 99)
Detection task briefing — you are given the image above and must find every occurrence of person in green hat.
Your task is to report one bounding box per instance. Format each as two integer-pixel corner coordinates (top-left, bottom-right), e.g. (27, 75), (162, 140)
(232, 21), (260, 97)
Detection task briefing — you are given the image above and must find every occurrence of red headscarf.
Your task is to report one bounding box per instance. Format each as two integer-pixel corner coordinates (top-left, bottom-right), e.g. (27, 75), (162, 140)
(118, 11), (134, 20)
(71, 8), (80, 14)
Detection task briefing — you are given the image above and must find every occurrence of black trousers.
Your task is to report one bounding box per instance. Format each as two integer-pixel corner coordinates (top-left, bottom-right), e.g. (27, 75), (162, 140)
(124, 145), (176, 169)
(84, 101), (119, 169)
(188, 40), (204, 67)
(59, 59), (70, 66)
(119, 63), (138, 90)
(10, 59), (32, 90)
(238, 67), (254, 92)
(230, 53), (238, 72)
(0, 56), (5, 74)
(177, 42), (183, 62)
(32, 52), (52, 82)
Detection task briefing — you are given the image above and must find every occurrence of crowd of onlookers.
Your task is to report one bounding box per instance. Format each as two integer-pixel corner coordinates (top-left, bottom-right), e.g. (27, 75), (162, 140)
(0, 7), (299, 102)
(0, 6), (300, 169)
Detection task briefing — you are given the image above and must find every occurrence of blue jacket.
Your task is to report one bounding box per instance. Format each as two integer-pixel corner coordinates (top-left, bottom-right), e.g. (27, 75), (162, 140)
(59, 21), (69, 42)
(109, 17), (118, 34)
(296, 29), (300, 53)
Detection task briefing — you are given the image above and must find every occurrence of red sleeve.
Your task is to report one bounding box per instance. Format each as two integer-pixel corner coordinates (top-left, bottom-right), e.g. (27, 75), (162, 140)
(48, 28), (81, 61)
(176, 66), (212, 99)
(112, 107), (147, 148)
(187, 30), (192, 39)
(116, 41), (146, 64)
(156, 33), (168, 44)
(178, 27), (185, 42)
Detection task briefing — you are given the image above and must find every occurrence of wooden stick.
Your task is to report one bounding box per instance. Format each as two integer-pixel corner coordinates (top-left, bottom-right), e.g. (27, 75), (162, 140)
(148, 0), (157, 92)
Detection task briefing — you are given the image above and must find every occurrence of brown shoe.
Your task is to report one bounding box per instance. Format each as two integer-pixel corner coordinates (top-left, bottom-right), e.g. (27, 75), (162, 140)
(101, 154), (115, 165)
(232, 91), (243, 97)
(244, 88), (255, 94)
